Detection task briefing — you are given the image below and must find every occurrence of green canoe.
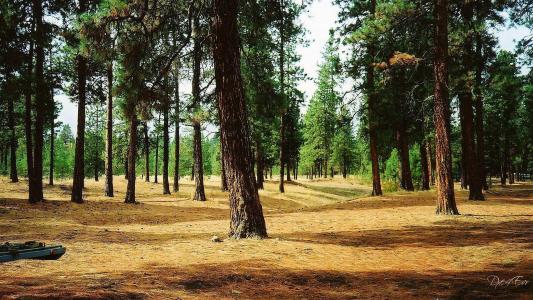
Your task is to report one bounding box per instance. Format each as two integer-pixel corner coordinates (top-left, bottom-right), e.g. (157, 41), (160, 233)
(0, 241), (66, 263)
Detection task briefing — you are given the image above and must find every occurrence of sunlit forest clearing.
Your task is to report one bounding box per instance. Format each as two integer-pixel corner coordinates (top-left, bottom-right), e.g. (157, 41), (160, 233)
(1, 176), (532, 299)
(2, 0), (533, 298)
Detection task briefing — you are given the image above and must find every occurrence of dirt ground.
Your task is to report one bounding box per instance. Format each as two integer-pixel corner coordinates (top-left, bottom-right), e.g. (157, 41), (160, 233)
(0, 175), (531, 299)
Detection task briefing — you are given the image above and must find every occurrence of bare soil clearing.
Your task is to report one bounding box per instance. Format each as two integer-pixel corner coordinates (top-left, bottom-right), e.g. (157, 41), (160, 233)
(0, 176), (531, 299)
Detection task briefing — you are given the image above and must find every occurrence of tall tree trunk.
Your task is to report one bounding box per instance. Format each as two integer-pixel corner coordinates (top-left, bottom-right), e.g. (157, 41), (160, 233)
(154, 124), (159, 184)
(104, 63), (114, 196)
(124, 114), (138, 203)
(162, 91), (170, 194)
(420, 141), (430, 190)
(154, 113), (160, 183)
(7, 76), (19, 183)
(323, 160), (327, 178)
(213, 0), (267, 238)
(396, 124), (414, 191)
(434, 0), (459, 215)
(368, 0), (383, 196)
(191, 12), (206, 200)
(49, 107), (54, 185)
(474, 33), (488, 190)
(459, 107), (468, 190)
(173, 67), (180, 192)
(278, 0), (286, 194)
(71, 0), (87, 203)
(459, 1), (483, 200)
(255, 139), (264, 190)
(460, 91), (483, 200)
(30, 0), (45, 203)
(192, 121), (206, 201)
(24, 26), (34, 186)
(143, 121), (150, 182)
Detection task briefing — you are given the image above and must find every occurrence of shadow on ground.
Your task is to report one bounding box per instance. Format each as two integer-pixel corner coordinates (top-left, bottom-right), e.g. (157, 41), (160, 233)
(1, 261), (531, 299)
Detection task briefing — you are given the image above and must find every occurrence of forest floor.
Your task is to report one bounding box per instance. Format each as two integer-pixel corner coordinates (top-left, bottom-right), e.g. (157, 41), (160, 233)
(0, 176), (531, 299)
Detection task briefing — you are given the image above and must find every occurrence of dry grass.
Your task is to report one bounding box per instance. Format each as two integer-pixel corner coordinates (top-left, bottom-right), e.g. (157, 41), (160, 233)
(0, 176), (532, 299)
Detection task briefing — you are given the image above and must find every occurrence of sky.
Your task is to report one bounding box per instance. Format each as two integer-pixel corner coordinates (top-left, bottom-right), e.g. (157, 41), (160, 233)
(56, 0), (531, 133)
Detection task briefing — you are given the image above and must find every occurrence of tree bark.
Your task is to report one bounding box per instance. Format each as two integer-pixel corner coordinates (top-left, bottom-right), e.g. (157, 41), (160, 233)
(154, 123), (159, 184)
(49, 104), (54, 185)
(104, 63), (114, 196)
(71, 0), (88, 203)
(173, 67), (180, 192)
(459, 1), (483, 200)
(368, 0), (383, 196)
(278, 0), (286, 194)
(124, 114), (138, 203)
(124, 147), (129, 180)
(420, 141), (430, 190)
(426, 141), (435, 185)
(459, 105), (468, 190)
(220, 148), (228, 191)
(143, 121), (150, 182)
(29, 0), (45, 203)
(192, 121), (206, 201)
(474, 32), (488, 190)
(162, 89), (170, 194)
(434, 0), (459, 215)
(286, 161), (291, 181)
(24, 26), (34, 186)
(7, 75), (19, 183)
(255, 139), (264, 190)
(396, 124), (414, 191)
(190, 11), (206, 200)
(213, 0), (267, 238)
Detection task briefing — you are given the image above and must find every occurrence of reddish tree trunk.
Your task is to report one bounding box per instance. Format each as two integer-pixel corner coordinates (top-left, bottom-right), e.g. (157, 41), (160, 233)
(433, 0), (459, 215)
(104, 63), (114, 196)
(427, 141), (435, 185)
(458, 1), (483, 200)
(220, 147), (228, 191)
(256, 139), (264, 190)
(213, 0), (267, 238)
